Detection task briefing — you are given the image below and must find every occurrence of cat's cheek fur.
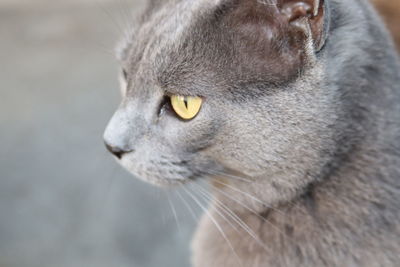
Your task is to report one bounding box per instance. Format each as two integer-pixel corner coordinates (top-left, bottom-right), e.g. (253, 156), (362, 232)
(204, 63), (336, 208)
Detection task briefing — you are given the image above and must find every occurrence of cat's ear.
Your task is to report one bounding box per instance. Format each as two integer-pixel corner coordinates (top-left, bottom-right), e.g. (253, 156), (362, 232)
(279, 0), (329, 51)
(222, 0), (329, 52)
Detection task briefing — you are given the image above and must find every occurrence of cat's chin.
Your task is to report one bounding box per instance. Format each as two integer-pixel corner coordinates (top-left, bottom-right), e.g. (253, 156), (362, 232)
(115, 156), (196, 187)
(140, 176), (190, 187)
(127, 169), (191, 187)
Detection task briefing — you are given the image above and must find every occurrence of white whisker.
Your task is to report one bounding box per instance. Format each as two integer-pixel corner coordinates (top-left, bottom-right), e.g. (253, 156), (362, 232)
(94, 0), (129, 40)
(207, 169), (255, 184)
(192, 182), (271, 252)
(176, 188), (199, 221)
(210, 178), (287, 217)
(182, 186), (243, 267)
(212, 172), (310, 215)
(116, 0), (135, 39)
(165, 191), (182, 235)
(199, 179), (291, 240)
(190, 184), (242, 234)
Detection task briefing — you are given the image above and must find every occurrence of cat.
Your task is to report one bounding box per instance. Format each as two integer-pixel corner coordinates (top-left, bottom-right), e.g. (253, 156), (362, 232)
(103, 0), (400, 266)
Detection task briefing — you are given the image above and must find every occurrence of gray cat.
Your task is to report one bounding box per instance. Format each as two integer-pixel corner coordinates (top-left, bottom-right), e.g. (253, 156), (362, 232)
(103, 0), (400, 266)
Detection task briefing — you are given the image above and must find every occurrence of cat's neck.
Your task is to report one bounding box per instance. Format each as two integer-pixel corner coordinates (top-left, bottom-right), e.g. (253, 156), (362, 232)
(197, 142), (399, 265)
(214, 132), (398, 222)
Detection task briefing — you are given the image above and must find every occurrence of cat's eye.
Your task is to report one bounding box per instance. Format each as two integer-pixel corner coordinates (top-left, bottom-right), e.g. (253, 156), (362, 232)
(170, 95), (203, 120)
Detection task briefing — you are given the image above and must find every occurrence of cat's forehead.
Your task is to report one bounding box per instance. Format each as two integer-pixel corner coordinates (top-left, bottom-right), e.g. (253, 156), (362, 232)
(116, 0), (227, 97)
(118, 0), (219, 62)
(118, 0), (313, 98)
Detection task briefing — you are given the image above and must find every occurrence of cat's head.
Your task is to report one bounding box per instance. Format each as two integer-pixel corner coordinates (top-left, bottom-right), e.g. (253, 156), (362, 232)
(104, 0), (334, 198)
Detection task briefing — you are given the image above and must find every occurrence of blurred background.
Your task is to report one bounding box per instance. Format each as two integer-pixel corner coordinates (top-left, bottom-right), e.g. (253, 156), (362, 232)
(0, 1), (198, 266)
(0, 1), (398, 267)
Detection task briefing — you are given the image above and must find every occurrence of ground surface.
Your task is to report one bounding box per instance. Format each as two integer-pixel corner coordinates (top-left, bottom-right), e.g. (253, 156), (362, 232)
(0, 1), (196, 266)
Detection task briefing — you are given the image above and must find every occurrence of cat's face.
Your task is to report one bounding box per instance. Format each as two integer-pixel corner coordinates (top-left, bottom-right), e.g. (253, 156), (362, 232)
(104, 0), (335, 196)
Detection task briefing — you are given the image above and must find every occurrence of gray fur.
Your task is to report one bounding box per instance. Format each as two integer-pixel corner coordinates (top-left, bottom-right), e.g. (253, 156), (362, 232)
(104, 0), (400, 266)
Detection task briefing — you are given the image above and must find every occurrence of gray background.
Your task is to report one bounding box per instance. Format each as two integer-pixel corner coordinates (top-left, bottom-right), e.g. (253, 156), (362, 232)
(0, 1), (198, 266)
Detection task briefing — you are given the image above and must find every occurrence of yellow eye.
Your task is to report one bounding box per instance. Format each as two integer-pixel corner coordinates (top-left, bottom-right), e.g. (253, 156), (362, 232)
(170, 95), (203, 120)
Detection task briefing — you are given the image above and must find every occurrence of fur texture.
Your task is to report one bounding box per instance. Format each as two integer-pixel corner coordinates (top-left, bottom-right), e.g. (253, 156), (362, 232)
(104, 0), (400, 266)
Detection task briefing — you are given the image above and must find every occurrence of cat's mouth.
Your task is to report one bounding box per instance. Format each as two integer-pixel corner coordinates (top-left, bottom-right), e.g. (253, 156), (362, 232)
(116, 154), (193, 186)
(111, 151), (220, 187)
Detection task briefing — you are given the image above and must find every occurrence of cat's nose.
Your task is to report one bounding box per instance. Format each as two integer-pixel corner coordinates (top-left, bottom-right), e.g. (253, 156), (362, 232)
(104, 141), (133, 159)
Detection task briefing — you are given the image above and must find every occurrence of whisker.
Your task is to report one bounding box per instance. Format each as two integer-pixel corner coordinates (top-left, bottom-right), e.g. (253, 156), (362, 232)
(208, 169), (298, 190)
(165, 191), (182, 235)
(116, 0), (135, 39)
(94, 0), (130, 41)
(210, 178), (287, 217)
(190, 184), (242, 234)
(191, 184), (269, 251)
(182, 186), (243, 267)
(175, 188), (199, 221)
(81, 41), (117, 58)
(154, 187), (168, 225)
(205, 171), (311, 228)
(192, 182), (271, 252)
(198, 179), (291, 241)
(205, 168), (312, 222)
(207, 169), (255, 184)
